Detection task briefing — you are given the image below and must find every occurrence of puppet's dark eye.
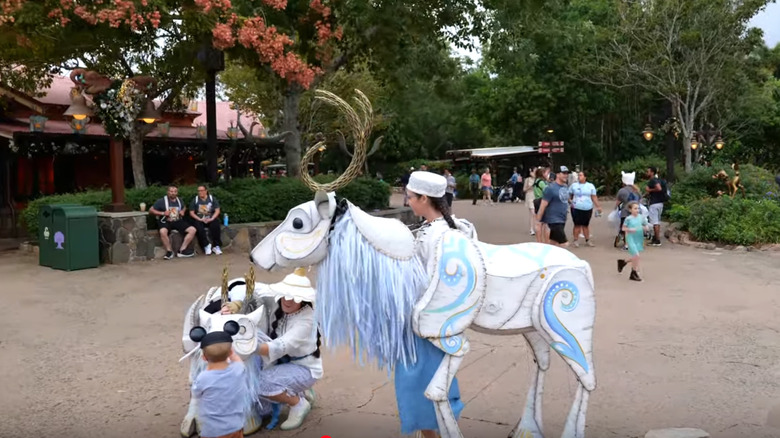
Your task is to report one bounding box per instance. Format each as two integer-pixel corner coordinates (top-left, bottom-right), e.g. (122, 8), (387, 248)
(293, 218), (304, 229)
(224, 320), (239, 336)
(189, 326), (206, 342)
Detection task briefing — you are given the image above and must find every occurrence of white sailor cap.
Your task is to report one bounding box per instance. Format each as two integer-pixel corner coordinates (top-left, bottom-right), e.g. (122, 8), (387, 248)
(407, 171), (447, 198)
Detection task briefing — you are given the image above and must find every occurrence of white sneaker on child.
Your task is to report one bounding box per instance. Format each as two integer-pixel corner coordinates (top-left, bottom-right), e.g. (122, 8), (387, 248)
(204, 244), (212, 255)
(280, 397), (311, 430)
(213, 246), (222, 255)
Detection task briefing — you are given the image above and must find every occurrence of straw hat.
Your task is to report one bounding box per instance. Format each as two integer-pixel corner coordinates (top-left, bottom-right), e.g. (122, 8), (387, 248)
(269, 267), (316, 303)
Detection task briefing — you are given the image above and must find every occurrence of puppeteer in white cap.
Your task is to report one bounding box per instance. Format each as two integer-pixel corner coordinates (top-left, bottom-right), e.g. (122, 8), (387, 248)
(406, 171), (447, 198)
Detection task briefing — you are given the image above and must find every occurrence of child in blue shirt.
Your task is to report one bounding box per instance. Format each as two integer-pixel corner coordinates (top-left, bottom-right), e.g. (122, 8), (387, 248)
(191, 331), (248, 438)
(617, 201), (649, 282)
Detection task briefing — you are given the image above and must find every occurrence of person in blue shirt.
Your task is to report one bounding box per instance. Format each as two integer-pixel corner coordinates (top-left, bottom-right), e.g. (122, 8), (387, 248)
(569, 171), (602, 247)
(469, 168), (480, 205)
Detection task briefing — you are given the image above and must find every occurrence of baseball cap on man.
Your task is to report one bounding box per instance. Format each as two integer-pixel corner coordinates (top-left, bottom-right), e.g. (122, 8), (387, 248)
(557, 165), (570, 173)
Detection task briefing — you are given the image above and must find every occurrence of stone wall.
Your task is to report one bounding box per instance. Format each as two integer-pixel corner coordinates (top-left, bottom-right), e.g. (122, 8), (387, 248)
(98, 211), (157, 264)
(148, 206), (418, 255)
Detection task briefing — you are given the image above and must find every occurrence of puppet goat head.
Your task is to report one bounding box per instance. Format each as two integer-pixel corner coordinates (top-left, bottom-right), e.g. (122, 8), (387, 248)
(250, 191), (336, 271)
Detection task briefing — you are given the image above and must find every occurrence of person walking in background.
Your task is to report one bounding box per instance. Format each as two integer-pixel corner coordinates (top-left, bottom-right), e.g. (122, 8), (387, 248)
(569, 171), (602, 247)
(618, 201), (649, 282)
(401, 167), (413, 207)
(510, 167), (521, 202)
(444, 169), (456, 207)
(469, 168), (480, 205)
(645, 166), (666, 247)
(480, 167), (493, 206)
(614, 171), (641, 250)
(536, 166), (571, 247)
(532, 167), (549, 241)
(523, 167), (537, 235)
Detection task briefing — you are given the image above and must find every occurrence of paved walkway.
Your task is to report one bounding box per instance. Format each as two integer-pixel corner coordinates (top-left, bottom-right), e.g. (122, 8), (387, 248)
(1, 196), (779, 437)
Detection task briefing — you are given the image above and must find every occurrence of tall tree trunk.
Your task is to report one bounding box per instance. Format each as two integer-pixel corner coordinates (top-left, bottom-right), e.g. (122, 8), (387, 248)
(282, 85), (303, 177)
(682, 134), (693, 173)
(129, 130), (147, 189)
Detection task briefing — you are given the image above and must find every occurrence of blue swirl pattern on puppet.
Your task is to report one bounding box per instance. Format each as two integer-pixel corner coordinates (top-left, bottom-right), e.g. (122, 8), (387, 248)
(542, 281), (588, 373)
(427, 234), (476, 314)
(437, 300), (479, 354)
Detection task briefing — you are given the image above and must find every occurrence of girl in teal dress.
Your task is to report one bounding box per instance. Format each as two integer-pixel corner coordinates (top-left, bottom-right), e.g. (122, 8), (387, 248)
(617, 201), (649, 281)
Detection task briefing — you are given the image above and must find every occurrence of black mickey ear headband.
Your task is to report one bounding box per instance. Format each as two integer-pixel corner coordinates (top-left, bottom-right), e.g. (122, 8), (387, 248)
(189, 321), (240, 347)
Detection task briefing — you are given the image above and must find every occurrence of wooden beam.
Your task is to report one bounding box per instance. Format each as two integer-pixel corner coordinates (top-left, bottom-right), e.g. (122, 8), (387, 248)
(0, 86), (44, 114)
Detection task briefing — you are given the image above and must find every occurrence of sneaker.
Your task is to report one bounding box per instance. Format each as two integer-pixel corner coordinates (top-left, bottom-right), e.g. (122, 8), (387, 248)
(617, 259), (628, 273)
(213, 246), (223, 255)
(651, 239), (662, 247)
(629, 269), (643, 282)
(177, 249), (195, 258)
(573, 241), (580, 248)
(204, 244), (212, 255)
(530, 230), (535, 236)
(586, 240), (595, 247)
(280, 397), (311, 430)
(163, 251), (174, 260)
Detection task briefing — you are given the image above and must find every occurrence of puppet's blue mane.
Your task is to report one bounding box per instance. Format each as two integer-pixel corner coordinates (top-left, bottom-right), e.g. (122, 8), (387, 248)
(317, 207), (427, 373)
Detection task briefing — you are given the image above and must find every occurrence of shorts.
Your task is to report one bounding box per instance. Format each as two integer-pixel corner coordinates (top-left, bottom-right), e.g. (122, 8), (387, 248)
(548, 223), (567, 244)
(572, 208), (593, 226)
(533, 198), (542, 214)
(648, 203), (664, 225)
(160, 219), (192, 234)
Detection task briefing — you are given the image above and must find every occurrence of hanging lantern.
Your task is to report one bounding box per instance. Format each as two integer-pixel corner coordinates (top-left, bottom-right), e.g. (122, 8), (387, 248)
(691, 137), (699, 150)
(715, 136), (725, 150)
(70, 117), (89, 134)
(157, 122), (170, 137)
(226, 125), (239, 140)
(642, 124), (654, 141)
(64, 88), (94, 120)
(137, 100), (160, 124)
(29, 115), (47, 132)
(196, 123), (206, 139)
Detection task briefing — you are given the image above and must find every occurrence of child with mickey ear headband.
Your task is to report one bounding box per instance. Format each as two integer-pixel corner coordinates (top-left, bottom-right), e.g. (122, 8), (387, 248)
(190, 330), (247, 438)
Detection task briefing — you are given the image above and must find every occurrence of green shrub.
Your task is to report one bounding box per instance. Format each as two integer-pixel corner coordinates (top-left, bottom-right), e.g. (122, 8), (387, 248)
(22, 176), (390, 239)
(685, 196), (780, 246)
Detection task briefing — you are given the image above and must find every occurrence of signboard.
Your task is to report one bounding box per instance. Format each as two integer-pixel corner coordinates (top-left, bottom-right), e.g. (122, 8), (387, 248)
(538, 140), (565, 154)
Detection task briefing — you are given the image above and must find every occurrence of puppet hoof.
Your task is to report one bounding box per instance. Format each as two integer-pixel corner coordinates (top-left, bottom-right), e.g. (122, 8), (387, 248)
(180, 415), (197, 438)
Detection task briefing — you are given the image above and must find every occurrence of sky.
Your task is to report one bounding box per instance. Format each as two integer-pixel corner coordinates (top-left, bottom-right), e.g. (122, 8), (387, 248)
(749, 1), (780, 48)
(453, 2), (780, 63)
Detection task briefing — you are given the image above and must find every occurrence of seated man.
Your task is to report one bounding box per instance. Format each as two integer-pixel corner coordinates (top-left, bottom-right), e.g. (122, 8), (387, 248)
(189, 185), (223, 256)
(149, 185), (197, 260)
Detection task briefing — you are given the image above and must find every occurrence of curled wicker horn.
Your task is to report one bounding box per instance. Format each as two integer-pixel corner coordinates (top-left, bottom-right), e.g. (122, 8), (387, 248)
(300, 89), (373, 193)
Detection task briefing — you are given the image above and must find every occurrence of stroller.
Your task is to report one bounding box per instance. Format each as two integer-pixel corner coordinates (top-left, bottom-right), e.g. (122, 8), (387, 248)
(493, 180), (514, 203)
(610, 200), (650, 248)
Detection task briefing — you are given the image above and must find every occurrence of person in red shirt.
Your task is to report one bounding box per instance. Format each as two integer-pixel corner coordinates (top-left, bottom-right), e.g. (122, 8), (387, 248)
(480, 167), (493, 206)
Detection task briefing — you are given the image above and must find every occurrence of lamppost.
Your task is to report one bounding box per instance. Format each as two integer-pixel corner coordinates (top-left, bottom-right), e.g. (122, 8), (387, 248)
(690, 123), (725, 164)
(641, 107), (680, 182)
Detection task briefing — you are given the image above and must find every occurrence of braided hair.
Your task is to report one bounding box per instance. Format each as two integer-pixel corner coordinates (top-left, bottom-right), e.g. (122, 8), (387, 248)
(269, 301), (322, 359)
(430, 196), (457, 230)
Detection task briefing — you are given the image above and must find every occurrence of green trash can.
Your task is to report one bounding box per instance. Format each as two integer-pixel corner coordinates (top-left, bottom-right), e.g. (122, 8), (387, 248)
(49, 205), (99, 271)
(39, 203), (79, 267)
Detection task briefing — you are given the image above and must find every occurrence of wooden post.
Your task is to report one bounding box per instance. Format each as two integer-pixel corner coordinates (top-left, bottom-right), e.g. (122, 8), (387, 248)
(104, 137), (130, 212)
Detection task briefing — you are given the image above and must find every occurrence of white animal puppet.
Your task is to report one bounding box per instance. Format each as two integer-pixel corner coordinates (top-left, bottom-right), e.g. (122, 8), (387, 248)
(250, 89), (597, 438)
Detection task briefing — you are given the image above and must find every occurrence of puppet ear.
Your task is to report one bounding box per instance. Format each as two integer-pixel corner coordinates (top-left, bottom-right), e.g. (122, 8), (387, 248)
(223, 321), (239, 336)
(189, 326), (207, 342)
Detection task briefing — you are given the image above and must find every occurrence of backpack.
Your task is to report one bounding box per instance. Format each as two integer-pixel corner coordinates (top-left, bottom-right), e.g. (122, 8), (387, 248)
(659, 179), (671, 201)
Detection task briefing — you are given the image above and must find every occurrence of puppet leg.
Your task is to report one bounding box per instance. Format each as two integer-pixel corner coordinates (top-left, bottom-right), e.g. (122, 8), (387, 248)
(560, 383), (589, 438)
(510, 331), (550, 438)
(180, 397), (199, 438)
(426, 336), (467, 438)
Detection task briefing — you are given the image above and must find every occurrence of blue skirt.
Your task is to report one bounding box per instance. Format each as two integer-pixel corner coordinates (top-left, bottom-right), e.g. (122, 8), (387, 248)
(394, 334), (464, 434)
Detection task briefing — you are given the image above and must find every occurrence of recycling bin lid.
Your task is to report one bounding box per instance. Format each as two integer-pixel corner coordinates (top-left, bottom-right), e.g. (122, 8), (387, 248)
(52, 205), (98, 218)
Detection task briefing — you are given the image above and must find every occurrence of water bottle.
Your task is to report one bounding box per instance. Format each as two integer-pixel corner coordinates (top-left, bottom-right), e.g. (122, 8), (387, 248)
(223, 214), (229, 227)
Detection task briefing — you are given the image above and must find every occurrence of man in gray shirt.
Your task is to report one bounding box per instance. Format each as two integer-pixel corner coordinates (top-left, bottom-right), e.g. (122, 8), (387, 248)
(536, 165), (571, 246)
(444, 169), (457, 207)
